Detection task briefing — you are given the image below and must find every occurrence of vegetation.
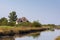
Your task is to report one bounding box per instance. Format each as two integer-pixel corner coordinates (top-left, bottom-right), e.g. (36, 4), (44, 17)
(32, 21), (41, 27)
(17, 22), (31, 27)
(0, 17), (8, 26)
(16, 21), (42, 27)
(0, 11), (42, 27)
(7, 22), (16, 26)
(55, 36), (60, 40)
(0, 11), (59, 29)
(8, 11), (17, 22)
(47, 24), (56, 28)
(0, 11), (60, 38)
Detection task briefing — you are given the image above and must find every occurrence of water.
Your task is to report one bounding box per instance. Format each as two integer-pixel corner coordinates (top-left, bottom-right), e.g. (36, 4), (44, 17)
(15, 29), (60, 40)
(0, 29), (60, 40)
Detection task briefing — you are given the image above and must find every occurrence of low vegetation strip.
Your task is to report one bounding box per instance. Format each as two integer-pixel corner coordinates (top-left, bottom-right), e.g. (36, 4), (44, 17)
(55, 36), (60, 40)
(0, 26), (50, 36)
(0, 26), (49, 31)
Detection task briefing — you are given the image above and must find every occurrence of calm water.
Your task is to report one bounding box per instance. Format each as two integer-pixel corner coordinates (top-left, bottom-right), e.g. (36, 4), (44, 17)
(0, 29), (60, 40)
(15, 29), (60, 40)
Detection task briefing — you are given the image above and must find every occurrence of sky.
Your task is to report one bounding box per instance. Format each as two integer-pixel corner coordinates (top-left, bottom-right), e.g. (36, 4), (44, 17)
(0, 0), (60, 25)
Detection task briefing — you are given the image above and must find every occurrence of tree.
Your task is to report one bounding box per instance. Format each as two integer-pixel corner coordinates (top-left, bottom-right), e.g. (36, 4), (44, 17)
(47, 24), (56, 28)
(32, 21), (41, 27)
(8, 11), (17, 22)
(0, 17), (8, 26)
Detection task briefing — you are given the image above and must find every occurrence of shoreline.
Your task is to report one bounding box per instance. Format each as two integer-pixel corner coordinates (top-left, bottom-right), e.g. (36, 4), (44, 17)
(0, 26), (49, 36)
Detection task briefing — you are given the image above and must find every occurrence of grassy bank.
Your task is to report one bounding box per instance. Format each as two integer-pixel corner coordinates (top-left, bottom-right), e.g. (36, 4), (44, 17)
(55, 36), (60, 40)
(0, 26), (49, 35)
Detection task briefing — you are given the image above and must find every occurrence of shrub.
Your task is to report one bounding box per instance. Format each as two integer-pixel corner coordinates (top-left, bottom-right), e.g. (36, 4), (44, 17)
(7, 21), (16, 26)
(0, 17), (8, 26)
(32, 21), (41, 27)
(47, 24), (56, 28)
(17, 22), (31, 27)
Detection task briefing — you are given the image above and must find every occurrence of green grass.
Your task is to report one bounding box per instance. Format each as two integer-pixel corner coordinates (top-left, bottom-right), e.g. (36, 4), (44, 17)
(0, 26), (49, 34)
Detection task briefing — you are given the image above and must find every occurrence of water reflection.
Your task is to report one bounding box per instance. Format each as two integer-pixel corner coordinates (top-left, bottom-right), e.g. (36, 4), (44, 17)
(15, 32), (41, 40)
(0, 29), (60, 40)
(0, 32), (40, 40)
(0, 36), (15, 40)
(15, 29), (60, 40)
(28, 32), (40, 38)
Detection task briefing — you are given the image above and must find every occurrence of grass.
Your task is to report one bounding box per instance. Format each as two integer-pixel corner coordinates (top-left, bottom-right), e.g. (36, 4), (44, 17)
(55, 36), (60, 40)
(0, 26), (14, 33)
(0, 26), (49, 34)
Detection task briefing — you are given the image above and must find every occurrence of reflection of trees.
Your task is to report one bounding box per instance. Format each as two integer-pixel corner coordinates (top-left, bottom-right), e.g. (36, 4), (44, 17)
(15, 32), (40, 38)
(0, 36), (15, 40)
(0, 32), (40, 40)
(14, 32), (40, 38)
(28, 32), (40, 38)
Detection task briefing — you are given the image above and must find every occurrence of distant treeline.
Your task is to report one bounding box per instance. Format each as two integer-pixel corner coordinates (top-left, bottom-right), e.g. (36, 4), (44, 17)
(0, 11), (59, 28)
(0, 11), (41, 27)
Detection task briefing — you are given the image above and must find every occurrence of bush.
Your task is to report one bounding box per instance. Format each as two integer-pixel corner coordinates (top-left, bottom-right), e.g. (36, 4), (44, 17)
(32, 21), (41, 27)
(16, 21), (42, 27)
(7, 21), (16, 26)
(47, 24), (56, 28)
(17, 22), (31, 27)
(0, 17), (8, 26)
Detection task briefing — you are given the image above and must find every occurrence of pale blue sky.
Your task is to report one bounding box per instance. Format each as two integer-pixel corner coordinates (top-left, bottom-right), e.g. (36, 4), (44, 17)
(0, 0), (60, 25)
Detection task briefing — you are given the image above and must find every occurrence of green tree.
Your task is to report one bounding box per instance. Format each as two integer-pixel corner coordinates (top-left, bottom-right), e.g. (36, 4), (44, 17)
(8, 11), (17, 22)
(47, 24), (56, 28)
(0, 17), (8, 26)
(32, 21), (41, 27)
